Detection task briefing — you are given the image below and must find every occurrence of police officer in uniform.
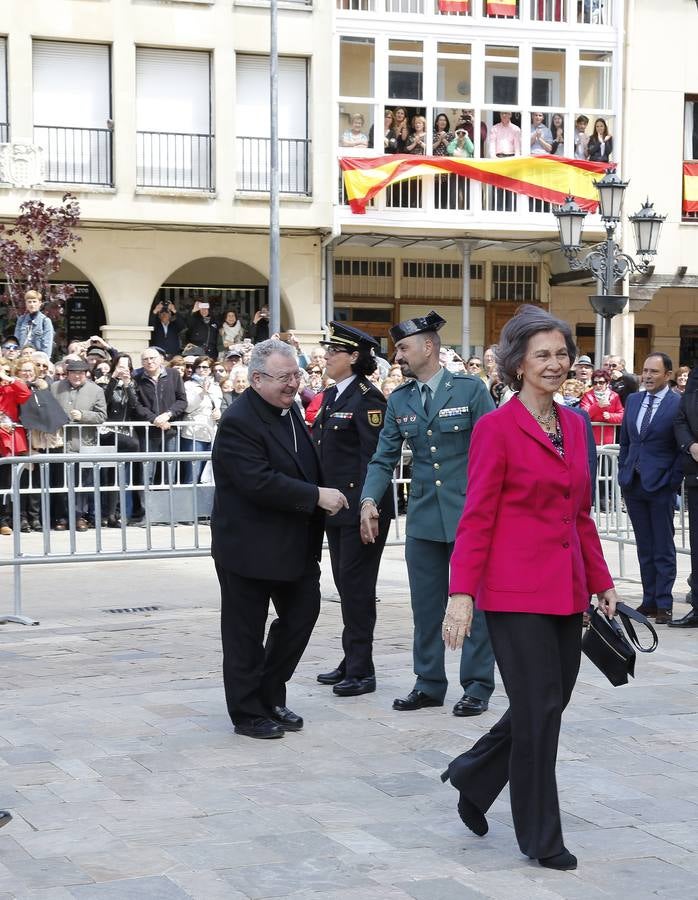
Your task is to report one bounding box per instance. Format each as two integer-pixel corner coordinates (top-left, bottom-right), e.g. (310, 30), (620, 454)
(361, 312), (496, 715)
(313, 322), (394, 696)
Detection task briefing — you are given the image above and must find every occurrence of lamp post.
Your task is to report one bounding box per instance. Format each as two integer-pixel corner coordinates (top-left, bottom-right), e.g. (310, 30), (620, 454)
(553, 167), (665, 360)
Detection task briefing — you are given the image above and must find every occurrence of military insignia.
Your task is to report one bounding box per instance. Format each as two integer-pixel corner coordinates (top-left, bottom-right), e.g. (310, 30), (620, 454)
(439, 406), (469, 417)
(409, 415), (417, 422)
(367, 410), (383, 427)
(331, 412), (353, 419)
(359, 381), (369, 394)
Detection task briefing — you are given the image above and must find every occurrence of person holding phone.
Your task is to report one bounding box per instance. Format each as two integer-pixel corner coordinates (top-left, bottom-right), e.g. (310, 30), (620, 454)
(149, 301), (184, 358)
(181, 356), (222, 483)
(102, 354), (142, 527)
(186, 300), (219, 358)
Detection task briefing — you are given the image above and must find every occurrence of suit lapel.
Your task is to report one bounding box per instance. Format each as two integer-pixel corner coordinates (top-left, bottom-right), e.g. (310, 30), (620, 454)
(644, 391), (674, 437)
(332, 377), (359, 413)
(249, 391), (312, 480)
(511, 396), (566, 461)
(406, 382), (427, 420)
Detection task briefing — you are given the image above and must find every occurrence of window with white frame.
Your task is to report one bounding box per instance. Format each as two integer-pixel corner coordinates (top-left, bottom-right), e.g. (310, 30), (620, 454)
(136, 48), (213, 190)
(402, 260), (484, 300)
(0, 37), (7, 141)
(338, 37), (375, 150)
(491, 263), (539, 301)
(33, 41), (112, 185)
(235, 55), (310, 194)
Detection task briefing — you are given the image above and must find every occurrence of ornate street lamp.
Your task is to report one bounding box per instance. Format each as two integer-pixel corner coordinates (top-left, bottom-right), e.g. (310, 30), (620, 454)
(553, 167), (665, 358)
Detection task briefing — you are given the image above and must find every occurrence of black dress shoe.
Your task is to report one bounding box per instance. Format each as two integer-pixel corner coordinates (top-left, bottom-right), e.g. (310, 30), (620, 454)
(392, 689), (443, 711)
(538, 848), (577, 870)
(19, 519), (31, 534)
(30, 520), (42, 532)
(453, 695), (489, 717)
(106, 515), (121, 528)
(0, 810), (11, 828)
(234, 717), (284, 739)
(271, 705), (303, 731)
(669, 610), (698, 628)
(333, 676), (376, 697)
(317, 665), (345, 685)
(636, 603), (658, 617)
(440, 769), (488, 836)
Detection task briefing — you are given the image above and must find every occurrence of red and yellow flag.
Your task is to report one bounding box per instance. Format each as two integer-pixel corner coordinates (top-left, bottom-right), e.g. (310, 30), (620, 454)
(340, 154), (608, 214)
(683, 162), (698, 214)
(438, 0), (470, 11)
(487, 0), (517, 15)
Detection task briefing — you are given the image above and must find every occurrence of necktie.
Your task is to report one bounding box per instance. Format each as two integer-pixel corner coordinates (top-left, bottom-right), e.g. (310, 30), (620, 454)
(421, 383), (431, 416)
(639, 394), (655, 440)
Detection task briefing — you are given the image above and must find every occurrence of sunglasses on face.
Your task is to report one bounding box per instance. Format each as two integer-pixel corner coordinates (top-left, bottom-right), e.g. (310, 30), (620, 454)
(593, 379), (607, 385)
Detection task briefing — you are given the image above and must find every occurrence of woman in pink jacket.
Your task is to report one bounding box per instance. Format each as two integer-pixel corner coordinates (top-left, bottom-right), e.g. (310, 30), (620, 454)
(580, 368), (624, 445)
(440, 306), (618, 871)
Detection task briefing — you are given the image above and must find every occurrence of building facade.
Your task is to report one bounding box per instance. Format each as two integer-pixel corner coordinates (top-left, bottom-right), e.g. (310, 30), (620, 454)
(0, 0), (696, 367)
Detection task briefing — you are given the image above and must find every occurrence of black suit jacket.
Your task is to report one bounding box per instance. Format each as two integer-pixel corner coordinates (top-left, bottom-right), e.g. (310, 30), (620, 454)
(311, 376), (394, 528)
(674, 377), (698, 488)
(211, 388), (324, 581)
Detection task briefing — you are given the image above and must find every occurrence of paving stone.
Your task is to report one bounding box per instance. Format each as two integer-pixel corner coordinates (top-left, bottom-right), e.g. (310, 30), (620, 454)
(397, 878), (490, 900)
(69, 875), (192, 899)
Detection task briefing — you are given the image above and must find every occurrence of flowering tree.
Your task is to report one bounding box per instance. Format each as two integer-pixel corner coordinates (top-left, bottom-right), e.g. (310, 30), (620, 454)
(0, 193), (81, 327)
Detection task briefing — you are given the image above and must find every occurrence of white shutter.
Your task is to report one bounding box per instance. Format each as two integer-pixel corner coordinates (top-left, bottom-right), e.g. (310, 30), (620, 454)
(235, 56), (308, 193)
(0, 38), (7, 127)
(33, 41), (110, 128)
(136, 48), (211, 134)
(236, 56), (307, 139)
(136, 48), (212, 189)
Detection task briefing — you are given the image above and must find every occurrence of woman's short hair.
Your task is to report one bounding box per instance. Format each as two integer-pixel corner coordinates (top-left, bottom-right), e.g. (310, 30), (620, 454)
(561, 379), (585, 398)
(591, 368), (610, 383)
(497, 305), (577, 388)
(351, 348), (378, 378)
(168, 355), (185, 369)
(109, 354), (134, 375)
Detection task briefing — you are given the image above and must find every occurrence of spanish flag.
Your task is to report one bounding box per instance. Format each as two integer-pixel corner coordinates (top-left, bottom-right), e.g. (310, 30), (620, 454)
(487, 0), (517, 15)
(340, 154), (608, 214)
(683, 162), (698, 214)
(438, 0), (469, 11)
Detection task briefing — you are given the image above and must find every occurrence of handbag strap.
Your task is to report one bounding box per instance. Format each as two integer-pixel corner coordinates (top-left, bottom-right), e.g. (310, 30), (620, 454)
(614, 601), (659, 653)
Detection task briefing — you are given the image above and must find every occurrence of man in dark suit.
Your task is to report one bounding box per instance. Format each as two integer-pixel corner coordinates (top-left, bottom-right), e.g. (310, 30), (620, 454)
(618, 352), (683, 624)
(211, 338), (348, 739)
(672, 366), (698, 627)
(312, 322), (394, 697)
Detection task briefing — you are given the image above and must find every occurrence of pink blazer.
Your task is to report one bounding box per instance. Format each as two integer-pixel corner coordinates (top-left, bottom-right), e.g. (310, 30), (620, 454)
(449, 396), (613, 615)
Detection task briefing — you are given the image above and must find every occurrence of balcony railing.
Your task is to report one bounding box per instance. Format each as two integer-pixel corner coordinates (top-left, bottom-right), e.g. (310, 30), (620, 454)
(0, 123), (8, 143)
(236, 137), (312, 195)
(136, 131), (215, 191)
(34, 126), (113, 186)
(336, 0), (611, 24)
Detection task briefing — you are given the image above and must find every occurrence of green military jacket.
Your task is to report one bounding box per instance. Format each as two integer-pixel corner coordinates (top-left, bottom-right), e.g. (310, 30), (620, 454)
(361, 372), (495, 542)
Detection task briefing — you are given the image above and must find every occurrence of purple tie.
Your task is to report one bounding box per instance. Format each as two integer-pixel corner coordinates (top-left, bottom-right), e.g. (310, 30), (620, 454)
(639, 394), (655, 440)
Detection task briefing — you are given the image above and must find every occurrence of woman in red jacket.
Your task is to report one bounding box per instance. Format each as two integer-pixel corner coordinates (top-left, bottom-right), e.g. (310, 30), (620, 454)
(0, 358), (31, 535)
(439, 306), (618, 871)
(580, 368), (624, 445)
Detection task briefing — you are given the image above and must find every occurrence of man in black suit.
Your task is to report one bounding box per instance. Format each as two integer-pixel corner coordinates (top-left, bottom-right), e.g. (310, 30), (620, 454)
(312, 322), (394, 697)
(672, 366), (698, 627)
(618, 352), (683, 624)
(211, 338), (348, 739)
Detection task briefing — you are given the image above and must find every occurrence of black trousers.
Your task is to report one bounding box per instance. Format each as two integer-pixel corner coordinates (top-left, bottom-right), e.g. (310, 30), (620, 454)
(325, 517), (390, 678)
(447, 611), (582, 859)
(216, 558), (321, 724)
(686, 488), (698, 610)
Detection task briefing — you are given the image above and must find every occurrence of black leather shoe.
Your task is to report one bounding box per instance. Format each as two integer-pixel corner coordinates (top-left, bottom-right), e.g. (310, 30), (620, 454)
(0, 810), (11, 828)
(19, 519), (31, 534)
(333, 676), (376, 697)
(271, 705), (303, 731)
(317, 666), (345, 685)
(655, 609), (672, 625)
(234, 717), (284, 739)
(453, 695), (489, 717)
(30, 520), (42, 532)
(538, 848), (577, 870)
(392, 689), (443, 711)
(669, 610), (698, 628)
(636, 603), (658, 617)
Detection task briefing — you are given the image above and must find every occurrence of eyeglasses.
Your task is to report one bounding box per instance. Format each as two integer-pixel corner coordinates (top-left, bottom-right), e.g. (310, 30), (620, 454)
(592, 379), (608, 385)
(2, 344), (17, 350)
(325, 347), (350, 356)
(607, 363), (618, 368)
(259, 370), (303, 385)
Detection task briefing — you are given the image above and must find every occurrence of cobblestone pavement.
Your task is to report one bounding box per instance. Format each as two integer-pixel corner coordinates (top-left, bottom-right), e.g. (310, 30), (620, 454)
(1, 534), (698, 899)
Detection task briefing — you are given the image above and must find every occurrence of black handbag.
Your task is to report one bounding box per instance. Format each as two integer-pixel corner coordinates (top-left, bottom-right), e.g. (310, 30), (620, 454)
(582, 601), (658, 686)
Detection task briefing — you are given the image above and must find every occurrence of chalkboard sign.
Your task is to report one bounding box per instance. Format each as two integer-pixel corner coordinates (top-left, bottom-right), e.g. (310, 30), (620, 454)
(65, 284), (101, 342)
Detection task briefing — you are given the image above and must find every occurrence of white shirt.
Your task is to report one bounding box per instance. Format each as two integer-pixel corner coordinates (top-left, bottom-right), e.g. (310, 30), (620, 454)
(334, 374), (357, 399)
(635, 385), (670, 433)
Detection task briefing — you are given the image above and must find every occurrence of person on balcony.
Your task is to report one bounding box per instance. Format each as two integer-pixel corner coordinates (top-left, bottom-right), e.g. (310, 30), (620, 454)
(186, 300), (220, 358)
(149, 301), (184, 359)
(341, 113), (369, 149)
(587, 118), (613, 163)
(405, 116), (427, 155)
(580, 369), (624, 446)
(489, 111), (520, 211)
(393, 107), (409, 152)
(433, 113), (454, 209)
(573, 115), (590, 159)
(530, 112), (553, 155)
(550, 113), (565, 156)
(368, 109), (398, 154)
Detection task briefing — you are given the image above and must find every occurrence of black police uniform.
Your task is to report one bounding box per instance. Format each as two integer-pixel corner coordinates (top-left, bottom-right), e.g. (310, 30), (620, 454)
(311, 324), (394, 693)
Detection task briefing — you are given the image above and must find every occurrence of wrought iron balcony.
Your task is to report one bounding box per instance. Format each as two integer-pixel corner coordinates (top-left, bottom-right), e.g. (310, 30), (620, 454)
(34, 125), (113, 186)
(236, 137), (312, 195)
(136, 131), (215, 192)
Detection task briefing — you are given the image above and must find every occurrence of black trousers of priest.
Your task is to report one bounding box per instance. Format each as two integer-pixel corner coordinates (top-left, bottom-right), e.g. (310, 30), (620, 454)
(217, 559), (321, 725)
(325, 518), (390, 678)
(446, 611), (582, 860)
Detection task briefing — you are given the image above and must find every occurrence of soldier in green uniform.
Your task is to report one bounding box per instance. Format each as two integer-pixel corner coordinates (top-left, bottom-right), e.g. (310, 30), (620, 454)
(360, 311), (495, 715)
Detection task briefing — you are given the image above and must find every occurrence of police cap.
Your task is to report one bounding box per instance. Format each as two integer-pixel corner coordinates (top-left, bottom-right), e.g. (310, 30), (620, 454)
(320, 321), (379, 353)
(389, 310), (446, 344)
